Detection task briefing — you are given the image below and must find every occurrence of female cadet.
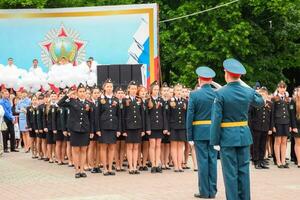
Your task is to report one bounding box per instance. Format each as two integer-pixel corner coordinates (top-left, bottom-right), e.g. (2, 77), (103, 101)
(122, 81), (145, 174)
(58, 83), (93, 178)
(16, 90), (31, 153)
(167, 84), (188, 172)
(90, 86), (102, 173)
(272, 81), (297, 168)
(26, 94), (39, 158)
(61, 89), (74, 167)
(95, 79), (121, 176)
(114, 87), (126, 172)
(146, 81), (168, 173)
(291, 87), (300, 167)
(55, 92), (67, 165)
(137, 85), (150, 171)
(45, 91), (58, 163)
(160, 83), (171, 170)
(37, 94), (47, 160)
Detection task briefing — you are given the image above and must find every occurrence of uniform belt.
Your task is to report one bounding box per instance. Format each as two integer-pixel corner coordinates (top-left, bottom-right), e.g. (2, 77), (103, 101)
(192, 120), (211, 125)
(220, 121), (248, 127)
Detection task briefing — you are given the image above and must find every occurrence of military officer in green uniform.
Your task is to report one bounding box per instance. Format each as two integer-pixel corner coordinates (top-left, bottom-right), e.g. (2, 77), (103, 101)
(187, 66), (218, 199)
(210, 58), (264, 200)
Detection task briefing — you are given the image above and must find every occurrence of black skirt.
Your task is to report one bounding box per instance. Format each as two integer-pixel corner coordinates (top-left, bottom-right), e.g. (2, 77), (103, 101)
(46, 131), (55, 144)
(125, 129), (142, 143)
(90, 133), (98, 141)
(117, 135), (126, 141)
(29, 130), (37, 138)
(54, 131), (65, 142)
(162, 134), (170, 144)
(70, 131), (89, 147)
(101, 130), (117, 144)
(38, 132), (46, 139)
(148, 129), (163, 139)
(274, 124), (289, 137)
(64, 135), (70, 142)
(170, 129), (187, 142)
(142, 134), (149, 141)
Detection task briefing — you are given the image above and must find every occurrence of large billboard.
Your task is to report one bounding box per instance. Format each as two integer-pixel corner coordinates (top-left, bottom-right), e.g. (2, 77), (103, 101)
(0, 3), (159, 85)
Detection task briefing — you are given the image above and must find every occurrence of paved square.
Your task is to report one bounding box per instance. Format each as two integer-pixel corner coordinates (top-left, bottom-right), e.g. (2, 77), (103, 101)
(1, 152), (300, 200)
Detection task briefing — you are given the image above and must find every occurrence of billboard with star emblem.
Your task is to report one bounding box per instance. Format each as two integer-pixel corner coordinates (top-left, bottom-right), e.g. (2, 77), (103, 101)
(0, 4), (159, 84)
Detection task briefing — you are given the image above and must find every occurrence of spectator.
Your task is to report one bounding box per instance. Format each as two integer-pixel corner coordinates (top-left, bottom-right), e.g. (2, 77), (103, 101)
(0, 88), (18, 152)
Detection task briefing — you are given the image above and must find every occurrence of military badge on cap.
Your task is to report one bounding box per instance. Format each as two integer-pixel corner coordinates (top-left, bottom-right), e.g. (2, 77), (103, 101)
(78, 83), (85, 89)
(128, 80), (137, 86)
(223, 58), (246, 75)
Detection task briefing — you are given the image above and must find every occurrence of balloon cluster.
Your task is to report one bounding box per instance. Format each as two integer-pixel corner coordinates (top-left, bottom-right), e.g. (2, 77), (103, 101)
(0, 63), (97, 92)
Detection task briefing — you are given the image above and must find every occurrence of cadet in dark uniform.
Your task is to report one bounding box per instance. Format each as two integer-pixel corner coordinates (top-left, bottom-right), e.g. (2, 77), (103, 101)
(114, 87), (126, 172)
(187, 66), (217, 199)
(58, 83), (94, 178)
(272, 81), (296, 168)
(146, 81), (168, 173)
(61, 89), (73, 167)
(160, 83), (171, 170)
(137, 85), (150, 171)
(89, 86), (102, 173)
(167, 83), (188, 172)
(26, 94), (39, 159)
(95, 79), (122, 176)
(249, 87), (272, 169)
(36, 94), (47, 160)
(291, 87), (300, 167)
(122, 81), (145, 174)
(55, 92), (67, 165)
(45, 91), (58, 163)
(210, 58), (264, 200)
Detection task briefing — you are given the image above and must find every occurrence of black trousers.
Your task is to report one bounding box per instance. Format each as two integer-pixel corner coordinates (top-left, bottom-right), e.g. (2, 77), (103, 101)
(291, 137), (297, 162)
(2, 118), (16, 151)
(252, 130), (268, 164)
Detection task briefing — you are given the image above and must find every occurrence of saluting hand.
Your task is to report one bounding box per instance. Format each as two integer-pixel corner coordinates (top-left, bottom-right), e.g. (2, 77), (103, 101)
(272, 127), (276, 132)
(123, 132), (127, 137)
(146, 131), (151, 135)
(116, 132), (121, 137)
(163, 130), (168, 135)
(44, 128), (48, 132)
(35, 130), (38, 133)
(67, 90), (76, 98)
(141, 132), (145, 136)
(53, 130), (57, 134)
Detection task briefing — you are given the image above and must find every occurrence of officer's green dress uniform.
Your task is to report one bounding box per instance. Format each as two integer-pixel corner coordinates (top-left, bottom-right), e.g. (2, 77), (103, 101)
(187, 66), (218, 199)
(210, 59), (264, 200)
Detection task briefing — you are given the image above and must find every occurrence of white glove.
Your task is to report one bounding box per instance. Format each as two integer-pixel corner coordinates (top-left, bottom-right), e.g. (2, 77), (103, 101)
(189, 141), (194, 146)
(213, 145), (220, 151)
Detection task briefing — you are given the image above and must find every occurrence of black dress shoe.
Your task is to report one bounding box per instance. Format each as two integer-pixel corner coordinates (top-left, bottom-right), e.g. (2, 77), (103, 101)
(103, 172), (110, 176)
(138, 166), (144, 171)
(143, 166), (148, 171)
(283, 163), (289, 168)
(11, 149), (19, 152)
(75, 173), (81, 178)
(194, 169), (198, 172)
(134, 170), (140, 174)
(194, 193), (209, 198)
(80, 172), (87, 178)
(297, 166), (300, 168)
(174, 170), (179, 172)
(277, 165), (284, 168)
(260, 164), (269, 169)
(255, 164), (262, 169)
(68, 164), (74, 167)
(129, 170), (134, 175)
(44, 158), (49, 161)
(151, 167), (157, 173)
(156, 167), (162, 173)
(179, 169), (184, 172)
(109, 171), (116, 176)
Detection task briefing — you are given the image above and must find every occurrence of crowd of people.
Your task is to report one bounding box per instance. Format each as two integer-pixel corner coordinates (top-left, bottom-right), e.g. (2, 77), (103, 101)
(0, 59), (300, 183)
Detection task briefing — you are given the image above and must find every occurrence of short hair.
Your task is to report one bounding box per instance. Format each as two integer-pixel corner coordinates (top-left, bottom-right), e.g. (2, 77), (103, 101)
(32, 59), (38, 62)
(8, 57), (13, 61)
(88, 57), (94, 60)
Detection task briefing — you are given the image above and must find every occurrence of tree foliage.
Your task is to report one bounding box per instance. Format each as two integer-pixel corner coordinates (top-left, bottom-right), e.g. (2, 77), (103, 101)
(0, 0), (299, 91)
